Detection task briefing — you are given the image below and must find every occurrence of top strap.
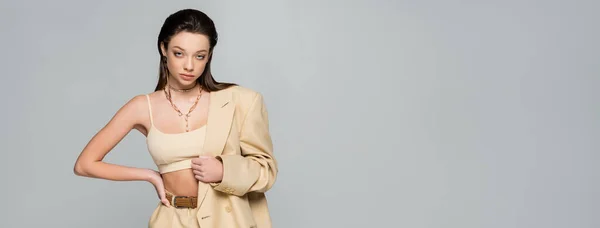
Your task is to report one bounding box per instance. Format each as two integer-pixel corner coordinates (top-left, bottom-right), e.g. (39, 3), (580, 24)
(145, 94), (154, 125)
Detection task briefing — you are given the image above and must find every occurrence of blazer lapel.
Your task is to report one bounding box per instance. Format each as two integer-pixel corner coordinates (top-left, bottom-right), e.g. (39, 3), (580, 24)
(197, 88), (235, 207)
(202, 89), (235, 156)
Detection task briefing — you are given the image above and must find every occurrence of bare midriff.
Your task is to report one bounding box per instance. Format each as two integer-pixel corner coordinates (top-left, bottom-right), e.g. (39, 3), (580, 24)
(162, 168), (199, 196)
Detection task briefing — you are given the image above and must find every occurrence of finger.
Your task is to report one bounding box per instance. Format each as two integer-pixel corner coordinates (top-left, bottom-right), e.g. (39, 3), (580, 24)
(191, 163), (202, 171)
(158, 190), (171, 208)
(193, 169), (203, 176)
(195, 175), (204, 182)
(191, 158), (201, 165)
(199, 155), (212, 160)
(161, 198), (172, 208)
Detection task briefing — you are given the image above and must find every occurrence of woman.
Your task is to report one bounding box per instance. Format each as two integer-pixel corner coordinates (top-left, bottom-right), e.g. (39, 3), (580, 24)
(74, 8), (277, 228)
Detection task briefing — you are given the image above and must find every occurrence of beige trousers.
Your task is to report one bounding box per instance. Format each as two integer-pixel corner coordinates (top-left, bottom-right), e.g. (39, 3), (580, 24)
(148, 199), (200, 228)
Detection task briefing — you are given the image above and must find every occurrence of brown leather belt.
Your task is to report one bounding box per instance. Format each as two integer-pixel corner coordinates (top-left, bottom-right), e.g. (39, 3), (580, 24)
(165, 191), (198, 208)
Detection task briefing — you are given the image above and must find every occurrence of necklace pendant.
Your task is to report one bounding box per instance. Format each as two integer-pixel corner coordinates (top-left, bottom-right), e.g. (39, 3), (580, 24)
(178, 113), (183, 117)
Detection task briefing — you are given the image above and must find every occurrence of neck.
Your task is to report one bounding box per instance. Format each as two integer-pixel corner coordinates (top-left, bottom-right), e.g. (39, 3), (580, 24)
(168, 82), (197, 92)
(166, 83), (202, 101)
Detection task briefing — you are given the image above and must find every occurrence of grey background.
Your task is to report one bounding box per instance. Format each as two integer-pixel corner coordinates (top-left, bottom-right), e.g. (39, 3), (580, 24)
(1, 0), (598, 227)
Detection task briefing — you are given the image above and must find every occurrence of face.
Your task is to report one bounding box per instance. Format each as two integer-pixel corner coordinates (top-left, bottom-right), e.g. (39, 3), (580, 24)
(161, 31), (211, 88)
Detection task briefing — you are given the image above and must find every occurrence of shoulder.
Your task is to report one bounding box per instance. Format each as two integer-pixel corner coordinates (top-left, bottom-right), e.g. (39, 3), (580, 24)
(113, 94), (151, 120)
(214, 85), (267, 117)
(127, 94), (151, 109)
(217, 85), (264, 105)
(102, 94), (150, 129)
(116, 94), (147, 111)
(218, 85), (261, 97)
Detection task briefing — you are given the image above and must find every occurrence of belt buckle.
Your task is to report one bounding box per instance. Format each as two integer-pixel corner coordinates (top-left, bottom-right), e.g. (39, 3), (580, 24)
(172, 195), (190, 208)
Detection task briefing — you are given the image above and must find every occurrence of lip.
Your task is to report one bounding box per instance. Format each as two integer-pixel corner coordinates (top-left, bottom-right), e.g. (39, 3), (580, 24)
(179, 73), (195, 81)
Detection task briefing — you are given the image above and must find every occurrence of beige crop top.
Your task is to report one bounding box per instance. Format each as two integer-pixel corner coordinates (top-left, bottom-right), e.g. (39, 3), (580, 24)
(145, 95), (206, 174)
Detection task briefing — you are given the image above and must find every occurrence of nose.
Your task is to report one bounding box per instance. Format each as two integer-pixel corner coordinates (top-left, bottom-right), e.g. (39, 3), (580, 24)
(184, 57), (194, 72)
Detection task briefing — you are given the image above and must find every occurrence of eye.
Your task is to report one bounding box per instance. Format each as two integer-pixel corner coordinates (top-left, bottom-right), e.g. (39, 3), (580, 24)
(196, 55), (205, 60)
(173, 52), (183, 57)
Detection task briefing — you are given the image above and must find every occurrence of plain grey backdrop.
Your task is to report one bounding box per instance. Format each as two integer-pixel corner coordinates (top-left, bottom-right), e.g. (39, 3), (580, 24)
(1, 0), (598, 227)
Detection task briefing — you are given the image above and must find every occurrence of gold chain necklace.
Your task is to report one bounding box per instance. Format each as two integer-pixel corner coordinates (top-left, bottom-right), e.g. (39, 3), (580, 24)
(163, 84), (203, 132)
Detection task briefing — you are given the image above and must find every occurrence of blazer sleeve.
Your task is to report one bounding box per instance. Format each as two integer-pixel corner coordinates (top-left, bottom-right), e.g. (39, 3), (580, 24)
(212, 92), (278, 196)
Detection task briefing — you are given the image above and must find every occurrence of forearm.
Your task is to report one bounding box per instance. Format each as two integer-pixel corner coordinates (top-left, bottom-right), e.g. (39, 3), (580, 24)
(212, 154), (277, 196)
(74, 161), (153, 182)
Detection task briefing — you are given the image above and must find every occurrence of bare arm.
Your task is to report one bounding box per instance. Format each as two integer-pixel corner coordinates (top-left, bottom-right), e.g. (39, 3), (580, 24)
(73, 95), (154, 182)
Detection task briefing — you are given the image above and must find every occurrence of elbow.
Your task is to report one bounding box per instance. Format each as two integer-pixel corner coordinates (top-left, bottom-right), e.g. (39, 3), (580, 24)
(73, 162), (84, 176)
(265, 172), (278, 192)
(257, 167), (278, 193)
(73, 160), (89, 176)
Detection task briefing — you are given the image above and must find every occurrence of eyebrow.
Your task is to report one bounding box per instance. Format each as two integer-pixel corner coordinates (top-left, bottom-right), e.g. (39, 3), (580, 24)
(172, 46), (208, 53)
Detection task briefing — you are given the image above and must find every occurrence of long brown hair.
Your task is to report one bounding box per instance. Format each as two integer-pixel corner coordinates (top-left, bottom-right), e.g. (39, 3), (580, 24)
(154, 9), (236, 92)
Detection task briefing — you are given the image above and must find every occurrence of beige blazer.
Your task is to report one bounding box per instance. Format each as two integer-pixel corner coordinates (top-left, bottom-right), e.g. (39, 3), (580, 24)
(193, 85), (277, 228)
